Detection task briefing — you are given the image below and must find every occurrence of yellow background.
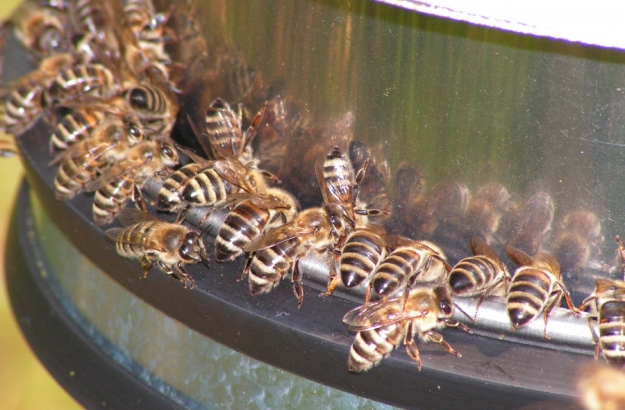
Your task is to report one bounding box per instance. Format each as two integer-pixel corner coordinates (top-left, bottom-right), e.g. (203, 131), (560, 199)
(1, 1), (81, 408)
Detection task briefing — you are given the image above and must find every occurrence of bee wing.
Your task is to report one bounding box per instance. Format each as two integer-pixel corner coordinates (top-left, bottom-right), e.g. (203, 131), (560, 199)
(471, 236), (504, 270)
(105, 226), (168, 252)
(506, 245), (535, 267)
(105, 227), (125, 242)
(48, 137), (120, 166)
(186, 114), (216, 159)
(384, 234), (416, 248)
(534, 252), (561, 276)
(342, 298), (423, 331)
(244, 221), (317, 252)
(84, 154), (152, 192)
(175, 144), (212, 167)
(212, 158), (255, 193)
(116, 208), (162, 226)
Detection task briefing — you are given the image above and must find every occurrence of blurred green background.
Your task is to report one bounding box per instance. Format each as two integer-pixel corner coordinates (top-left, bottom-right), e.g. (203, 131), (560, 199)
(0, 1), (80, 408)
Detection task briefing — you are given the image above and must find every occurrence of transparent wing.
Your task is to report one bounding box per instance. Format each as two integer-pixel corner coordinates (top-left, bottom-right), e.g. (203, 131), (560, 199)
(342, 297), (423, 331)
(244, 221), (316, 252)
(116, 208), (162, 226)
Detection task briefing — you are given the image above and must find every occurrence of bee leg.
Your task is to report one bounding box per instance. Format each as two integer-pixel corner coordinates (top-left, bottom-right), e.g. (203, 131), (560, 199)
(473, 276), (506, 323)
(132, 185), (148, 212)
(557, 282), (581, 316)
(542, 291), (567, 340)
(140, 256), (153, 278)
(320, 249), (340, 297)
(353, 158), (370, 207)
(364, 282), (373, 306)
(291, 256), (304, 308)
(175, 205), (189, 224)
(585, 315), (601, 359)
(616, 236), (625, 278)
(443, 319), (473, 335)
(239, 254), (253, 282)
(176, 263), (195, 289)
(404, 321), (422, 371)
(426, 330), (462, 358)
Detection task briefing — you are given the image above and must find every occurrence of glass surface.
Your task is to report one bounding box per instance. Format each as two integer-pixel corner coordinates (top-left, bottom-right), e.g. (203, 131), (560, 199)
(28, 190), (393, 409)
(181, 0), (625, 301)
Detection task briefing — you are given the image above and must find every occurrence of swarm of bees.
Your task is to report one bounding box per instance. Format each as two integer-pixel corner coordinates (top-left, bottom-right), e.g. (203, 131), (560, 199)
(1, 0), (621, 379)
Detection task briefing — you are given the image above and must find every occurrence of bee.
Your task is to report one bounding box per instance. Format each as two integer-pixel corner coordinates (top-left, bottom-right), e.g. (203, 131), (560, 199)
(343, 282), (471, 372)
(45, 63), (121, 107)
(51, 115), (145, 200)
(214, 188), (299, 263)
(317, 145), (387, 229)
(105, 208), (209, 288)
(321, 223), (387, 297)
(463, 182), (514, 245)
(448, 236), (510, 322)
(10, 0), (71, 59)
(502, 191), (554, 256)
(49, 95), (143, 155)
(86, 139), (179, 226)
(552, 210), (603, 282)
(202, 98), (267, 164)
(366, 235), (451, 305)
(0, 53), (75, 135)
(123, 77), (179, 139)
(242, 203), (348, 307)
(156, 104), (267, 220)
(506, 245), (579, 339)
(348, 141), (392, 219)
(578, 236), (625, 368)
(406, 180), (470, 239)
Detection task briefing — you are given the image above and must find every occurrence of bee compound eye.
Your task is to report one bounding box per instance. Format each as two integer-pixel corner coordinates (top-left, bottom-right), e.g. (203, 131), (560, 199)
(161, 144), (176, 159)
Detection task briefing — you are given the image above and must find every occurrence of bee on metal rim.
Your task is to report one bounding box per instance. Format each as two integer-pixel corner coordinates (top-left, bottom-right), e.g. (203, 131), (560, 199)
(343, 282), (472, 372)
(348, 141), (392, 219)
(242, 203), (347, 308)
(45, 63), (121, 108)
(365, 235), (451, 306)
(320, 223), (387, 297)
(214, 187), (299, 263)
(86, 139), (179, 226)
(578, 236), (625, 368)
(105, 208), (209, 288)
(448, 236), (510, 322)
(50, 115), (145, 200)
(506, 245), (580, 339)
(316, 145), (388, 230)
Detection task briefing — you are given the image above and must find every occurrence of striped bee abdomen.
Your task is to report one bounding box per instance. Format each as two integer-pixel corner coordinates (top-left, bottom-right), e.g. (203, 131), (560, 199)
(247, 238), (299, 296)
(215, 201), (270, 263)
(348, 322), (405, 373)
(507, 268), (552, 327)
(448, 256), (498, 296)
(599, 300), (625, 368)
(340, 231), (385, 288)
(181, 168), (239, 206)
(157, 163), (203, 212)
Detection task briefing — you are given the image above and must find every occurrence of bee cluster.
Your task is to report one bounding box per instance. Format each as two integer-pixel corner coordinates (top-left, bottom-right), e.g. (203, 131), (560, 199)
(1, 0), (624, 378)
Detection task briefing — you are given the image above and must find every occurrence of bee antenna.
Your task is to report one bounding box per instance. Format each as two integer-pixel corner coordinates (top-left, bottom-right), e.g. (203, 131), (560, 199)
(454, 302), (475, 323)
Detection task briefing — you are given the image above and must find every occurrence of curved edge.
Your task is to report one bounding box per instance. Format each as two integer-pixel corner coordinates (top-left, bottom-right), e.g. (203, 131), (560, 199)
(5, 183), (189, 410)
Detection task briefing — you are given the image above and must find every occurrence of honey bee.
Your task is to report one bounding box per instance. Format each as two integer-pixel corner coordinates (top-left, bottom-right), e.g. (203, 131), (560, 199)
(343, 282), (471, 372)
(406, 180), (470, 239)
(552, 210), (603, 282)
(1, 53), (75, 135)
(501, 191), (554, 256)
(45, 63), (121, 107)
(86, 139), (179, 226)
(448, 236), (510, 322)
(105, 208), (209, 288)
(463, 182), (514, 245)
(51, 116), (145, 200)
(366, 235), (451, 305)
(123, 77), (179, 139)
(506, 245), (579, 339)
(578, 236), (625, 368)
(321, 223), (387, 297)
(317, 145), (387, 229)
(214, 187), (299, 263)
(348, 141), (392, 218)
(242, 203), (348, 307)
(10, 0), (71, 59)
